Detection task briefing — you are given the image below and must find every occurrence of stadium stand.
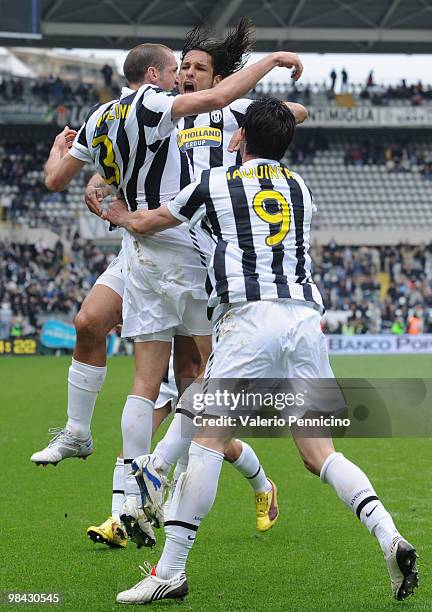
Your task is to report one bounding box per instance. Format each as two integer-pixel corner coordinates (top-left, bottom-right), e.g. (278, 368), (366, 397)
(252, 78), (432, 107)
(0, 238), (118, 339)
(1, 237), (430, 338)
(315, 243), (432, 334)
(283, 131), (432, 230)
(0, 131), (87, 235)
(0, 75), (431, 341)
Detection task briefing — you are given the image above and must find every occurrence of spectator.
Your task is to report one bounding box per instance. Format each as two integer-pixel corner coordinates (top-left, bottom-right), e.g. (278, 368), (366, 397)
(408, 312), (423, 334)
(330, 69), (337, 91)
(101, 64), (113, 88)
(341, 68), (348, 92)
(391, 317), (405, 335)
(0, 301), (12, 339)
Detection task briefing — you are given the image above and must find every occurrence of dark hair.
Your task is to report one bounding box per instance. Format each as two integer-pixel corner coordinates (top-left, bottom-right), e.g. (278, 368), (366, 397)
(180, 17), (254, 79)
(243, 98), (296, 161)
(123, 43), (172, 84)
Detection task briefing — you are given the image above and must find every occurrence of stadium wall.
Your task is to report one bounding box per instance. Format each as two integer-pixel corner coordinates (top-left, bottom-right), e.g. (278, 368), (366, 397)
(313, 229), (432, 246)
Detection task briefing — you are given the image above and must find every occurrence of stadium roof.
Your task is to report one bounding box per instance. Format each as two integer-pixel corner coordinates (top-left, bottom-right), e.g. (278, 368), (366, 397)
(3, 0), (432, 53)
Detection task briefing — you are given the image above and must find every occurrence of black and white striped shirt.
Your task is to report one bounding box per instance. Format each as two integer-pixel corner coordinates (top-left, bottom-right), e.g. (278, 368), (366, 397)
(70, 84), (193, 247)
(168, 158), (324, 314)
(177, 98), (252, 179)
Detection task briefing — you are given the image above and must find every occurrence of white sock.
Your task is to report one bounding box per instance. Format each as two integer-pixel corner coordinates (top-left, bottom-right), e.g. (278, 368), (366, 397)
(66, 358), (107, 438)
(111, 456), (125, 520)
(321, 452), (400, 553)
(152, 407), (196, 475)
(157, 442), (224, 579)
(172, 449), (189, 487)
(122, 395), (154, 498)
(231, 440), (272, 493)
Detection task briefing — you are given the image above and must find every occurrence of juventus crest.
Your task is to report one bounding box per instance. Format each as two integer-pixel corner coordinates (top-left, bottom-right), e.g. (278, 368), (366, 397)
(210, 110), (223, 123)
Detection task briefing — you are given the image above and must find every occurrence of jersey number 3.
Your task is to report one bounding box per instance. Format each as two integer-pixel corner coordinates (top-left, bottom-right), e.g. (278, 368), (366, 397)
(253, 189), (291, 247)
(91, 134), (120, 187)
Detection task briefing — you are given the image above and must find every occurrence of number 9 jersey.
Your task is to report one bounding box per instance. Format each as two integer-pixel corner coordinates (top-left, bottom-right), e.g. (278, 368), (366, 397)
(167, 157), (324, 317)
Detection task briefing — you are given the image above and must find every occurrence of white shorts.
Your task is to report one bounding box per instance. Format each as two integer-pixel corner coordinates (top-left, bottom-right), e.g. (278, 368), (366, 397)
(122, 234), (212, 341)
(203, 300), (336, 419)
(206, 300), (333, 379)
(94, 251), (125, 298)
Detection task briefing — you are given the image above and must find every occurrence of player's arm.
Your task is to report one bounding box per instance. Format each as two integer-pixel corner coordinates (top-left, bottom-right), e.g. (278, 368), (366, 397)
(286, 102), (308, 124)
(104, 179), (205, 235)
(104, 198), (181, 235)
(171, 52), (304, 121)
(228, 101), (308, 152)
(45, 126), (85, 191)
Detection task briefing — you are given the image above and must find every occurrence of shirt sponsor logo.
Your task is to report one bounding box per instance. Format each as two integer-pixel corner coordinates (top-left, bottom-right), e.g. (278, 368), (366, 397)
(177, 127), (222, 151)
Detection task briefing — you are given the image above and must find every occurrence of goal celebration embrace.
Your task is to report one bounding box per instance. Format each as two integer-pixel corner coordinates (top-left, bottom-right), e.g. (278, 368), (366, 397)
(1, 7), (429, 610)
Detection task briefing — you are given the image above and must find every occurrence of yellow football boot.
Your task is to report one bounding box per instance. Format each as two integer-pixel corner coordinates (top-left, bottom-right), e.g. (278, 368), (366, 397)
(255, 479), (279, 533)
(87, 516), (127, 548)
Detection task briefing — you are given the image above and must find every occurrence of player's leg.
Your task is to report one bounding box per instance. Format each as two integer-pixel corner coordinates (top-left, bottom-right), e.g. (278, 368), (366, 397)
(117, 431), (230, 605)
(173, 334), (202, 388)
(286, 304), (418, 601)
(294, 435), (418, 600)
(148, 334), (209, 476)
(118, 303), (280, 603)
(87, 453), (128, 548)
(87, 370), (176, 549)
(120, 338), (172, 549)
(30, 272), (123, 465)
(224, 439), (276, 532)
(136, 305), (278, 530)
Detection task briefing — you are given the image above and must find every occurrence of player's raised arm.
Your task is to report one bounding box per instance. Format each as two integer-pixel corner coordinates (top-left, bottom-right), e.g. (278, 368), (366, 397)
(171, 51), (304, 120)
(44, 126), (84, 191)
(286, 102), (308, 124)
(228, 102), (308, 152)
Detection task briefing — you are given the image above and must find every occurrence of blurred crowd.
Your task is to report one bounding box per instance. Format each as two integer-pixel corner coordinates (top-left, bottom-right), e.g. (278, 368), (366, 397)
(0, 238), (116, 339)
(359, 74), (432, 107)
(313, 242), (432, 335)
(2, 71), (431, 112)
(343, 140), (432, 177)
(0, 238), (431, 340)
(0, 140), (85, 235)
(0, 75), (105, 107)
(251, 70), (432, 108)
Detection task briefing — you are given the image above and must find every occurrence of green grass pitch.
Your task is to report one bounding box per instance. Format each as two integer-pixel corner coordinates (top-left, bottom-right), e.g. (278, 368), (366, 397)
(1, 355), (430, 611)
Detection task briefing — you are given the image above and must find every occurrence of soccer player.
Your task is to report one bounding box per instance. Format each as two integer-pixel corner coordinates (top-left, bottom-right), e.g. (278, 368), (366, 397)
(117, 20), (309, 529)
(105, 99), (418, 604)
(37, 39), (304, 546)
(97, 19), (306, 544)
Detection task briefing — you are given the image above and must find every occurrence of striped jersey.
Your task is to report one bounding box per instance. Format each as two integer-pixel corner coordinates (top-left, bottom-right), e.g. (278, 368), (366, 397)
(177, 98), (252, 179)
(70, 84), (193, 247)
(168, 158), (324, 314)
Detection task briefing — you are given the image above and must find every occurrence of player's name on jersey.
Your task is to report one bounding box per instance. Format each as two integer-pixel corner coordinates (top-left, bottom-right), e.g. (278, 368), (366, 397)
(177, 127), (222, 151)
(226, 164), (295, 181)
(96, 103), (131, 127)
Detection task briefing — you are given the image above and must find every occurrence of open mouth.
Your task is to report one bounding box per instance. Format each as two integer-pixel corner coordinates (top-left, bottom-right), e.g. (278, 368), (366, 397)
(183, 82), (195, 93)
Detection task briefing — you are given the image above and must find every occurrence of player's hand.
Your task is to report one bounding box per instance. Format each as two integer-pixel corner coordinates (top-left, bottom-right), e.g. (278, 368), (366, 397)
(65, 128), (77, 148)
(228, 128), (242, 153)
(274, 52), (303, 81)
(85, 185), (107, 217)
(102, 197), (129, 227)
(51, 126), (77, 156)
